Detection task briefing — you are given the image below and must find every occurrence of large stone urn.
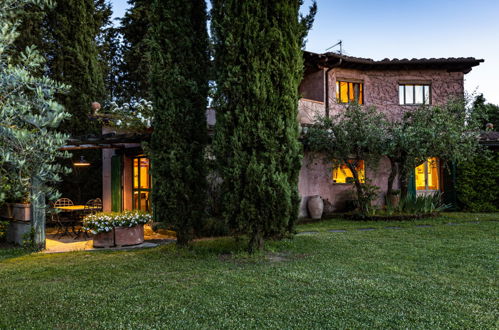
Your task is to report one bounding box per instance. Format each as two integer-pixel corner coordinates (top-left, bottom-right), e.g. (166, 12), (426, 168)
(307, 195), (324, 220)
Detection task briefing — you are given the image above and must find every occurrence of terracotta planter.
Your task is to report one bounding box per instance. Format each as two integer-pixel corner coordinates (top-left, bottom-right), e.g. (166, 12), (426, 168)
(114, 224), (144, 247)
(307, 195), (324, 220)
(93, 230), (115, 248)
(0, 203), (31, 221)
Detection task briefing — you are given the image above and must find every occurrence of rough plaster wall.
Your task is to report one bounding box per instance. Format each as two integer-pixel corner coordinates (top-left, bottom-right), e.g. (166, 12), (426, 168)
(298, 99), (326, 124)
(299, 69), (325, 102)
(298, 153), (399, 217)
(328, 68), (464, 119)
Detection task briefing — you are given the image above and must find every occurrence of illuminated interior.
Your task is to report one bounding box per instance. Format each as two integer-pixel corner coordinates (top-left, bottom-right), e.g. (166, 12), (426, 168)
(415, 157), (440, 191)
(336, 81), (363, 104)
(133, 156), (151, 211)
(332, 160), (365, 183)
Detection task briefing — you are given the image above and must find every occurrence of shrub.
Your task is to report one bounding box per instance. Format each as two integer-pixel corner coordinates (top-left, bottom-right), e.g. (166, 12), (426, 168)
(83, 211), (152, 234)
(396, 193), (451, 215)
(0, 221), (8, 242)
(456, 152), (499, 212)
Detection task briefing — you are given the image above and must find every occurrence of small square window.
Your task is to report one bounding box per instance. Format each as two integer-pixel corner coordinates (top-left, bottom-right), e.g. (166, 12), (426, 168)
(399, 84), (431, 105)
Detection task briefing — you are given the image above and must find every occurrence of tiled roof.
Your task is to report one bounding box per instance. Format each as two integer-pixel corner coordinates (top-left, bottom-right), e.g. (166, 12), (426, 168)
(304, 51), (484, 74)
(480, 131), (499, 147)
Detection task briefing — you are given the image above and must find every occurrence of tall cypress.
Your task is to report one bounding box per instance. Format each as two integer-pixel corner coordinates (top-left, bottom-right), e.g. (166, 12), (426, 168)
(119, 0), (151, 101)
(46, 0), (106, 135)
(148, 0), (209, 246)
(212, 1), (316, 252)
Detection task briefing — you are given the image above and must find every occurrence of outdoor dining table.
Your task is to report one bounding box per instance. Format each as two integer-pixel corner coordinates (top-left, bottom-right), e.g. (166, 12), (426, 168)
(53, 205), (101, 237)
(55, 205), (99, 211)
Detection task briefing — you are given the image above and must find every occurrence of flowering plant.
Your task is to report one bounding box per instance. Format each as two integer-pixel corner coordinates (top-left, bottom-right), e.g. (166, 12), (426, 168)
(83, 211), (152, 234)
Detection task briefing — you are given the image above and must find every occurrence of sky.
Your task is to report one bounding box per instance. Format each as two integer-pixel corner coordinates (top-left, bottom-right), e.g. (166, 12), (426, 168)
(110, 0), (499, 105)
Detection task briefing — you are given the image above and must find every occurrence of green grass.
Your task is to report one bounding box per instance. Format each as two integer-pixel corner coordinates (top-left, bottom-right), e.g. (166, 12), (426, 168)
(0, 212), (497, 328)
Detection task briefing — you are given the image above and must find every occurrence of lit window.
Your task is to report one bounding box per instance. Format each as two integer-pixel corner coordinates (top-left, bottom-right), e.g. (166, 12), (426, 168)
(332, 160), (365, 183)
(133, 156), (151, 211)
(415, 157), (440, 191)
(336, 81), (363, 104)
(399, 84), (430, 105)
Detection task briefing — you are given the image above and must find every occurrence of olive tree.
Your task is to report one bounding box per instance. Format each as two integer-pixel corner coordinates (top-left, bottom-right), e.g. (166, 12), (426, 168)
(0, 0), (70, 249)
(306, 104), (387, 215)
(385, 99), (482, 200)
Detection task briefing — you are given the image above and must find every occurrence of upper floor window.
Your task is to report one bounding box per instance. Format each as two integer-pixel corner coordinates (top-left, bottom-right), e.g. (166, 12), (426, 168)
(336, 81), (363, 105)
(399, 84), (430, 105)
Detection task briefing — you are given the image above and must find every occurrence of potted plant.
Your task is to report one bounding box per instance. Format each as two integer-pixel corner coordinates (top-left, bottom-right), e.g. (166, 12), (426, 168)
(83, 211), (152, 248)
(113, 212), (151, 247)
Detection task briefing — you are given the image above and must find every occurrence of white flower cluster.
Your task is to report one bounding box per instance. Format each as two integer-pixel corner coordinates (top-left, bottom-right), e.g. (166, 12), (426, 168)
(108, 99), (153, 129)
(83, 211), (152, 234)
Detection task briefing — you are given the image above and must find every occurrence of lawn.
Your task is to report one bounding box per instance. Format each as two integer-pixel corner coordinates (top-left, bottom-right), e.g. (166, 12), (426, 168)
(0, 213), (497, 328)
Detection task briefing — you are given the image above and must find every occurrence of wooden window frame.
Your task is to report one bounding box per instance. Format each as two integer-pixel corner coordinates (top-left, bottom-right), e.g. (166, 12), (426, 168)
(132, 155), (151, 212)
(399, 84), (431, 105)
(336, 80), (364, 105)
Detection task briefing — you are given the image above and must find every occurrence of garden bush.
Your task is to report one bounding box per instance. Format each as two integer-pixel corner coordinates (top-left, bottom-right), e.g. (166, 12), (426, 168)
(456, 152), (499, 212)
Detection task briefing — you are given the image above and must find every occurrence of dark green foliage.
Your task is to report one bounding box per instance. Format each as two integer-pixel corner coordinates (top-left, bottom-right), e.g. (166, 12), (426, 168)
(472, 94), (499, 129)
(212, 1), (316, 252)
(13, 0), (110, 135)
(456, 151), (499, 212)
(46, 0), (107, 135)
(119, 0), (151, 100)
(148, 0), (209, 246)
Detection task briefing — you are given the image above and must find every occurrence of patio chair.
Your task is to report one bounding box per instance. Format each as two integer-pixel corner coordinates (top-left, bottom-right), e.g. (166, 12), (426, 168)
(49, 202), (76, 238)
(54, 198), (74, 207)
(92, 198), (103, 212)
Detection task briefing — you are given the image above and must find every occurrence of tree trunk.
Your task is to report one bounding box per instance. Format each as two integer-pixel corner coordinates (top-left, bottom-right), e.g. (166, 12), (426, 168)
(344, 159), (366, 214)
(387, 157), (398, 196)
(248, 227), (264, 254)
(399, 167), (409, 200)
(31, 176), (46, 250)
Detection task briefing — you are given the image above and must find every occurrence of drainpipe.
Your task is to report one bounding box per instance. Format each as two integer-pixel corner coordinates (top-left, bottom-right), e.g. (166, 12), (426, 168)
(324, 59), (342, 117)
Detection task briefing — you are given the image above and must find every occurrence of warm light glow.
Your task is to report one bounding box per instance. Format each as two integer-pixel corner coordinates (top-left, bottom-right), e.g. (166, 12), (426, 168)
(336, 81), (363, 105)
(133, 156), (151, 211)
(332, 160), (365, 183)
(415, 157), (440, 191)
(73, 156), (90, 167)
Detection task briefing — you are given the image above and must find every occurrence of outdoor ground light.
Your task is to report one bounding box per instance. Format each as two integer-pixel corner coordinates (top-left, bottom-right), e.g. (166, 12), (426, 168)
(73, 156), (91, 167)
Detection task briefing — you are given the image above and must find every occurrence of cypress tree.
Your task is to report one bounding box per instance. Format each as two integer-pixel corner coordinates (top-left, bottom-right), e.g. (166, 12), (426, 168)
(212, 1), (316, 252)
(119, 0), (151, 100)
(46, 0), (107, 135)
(148, 0), (209, 246)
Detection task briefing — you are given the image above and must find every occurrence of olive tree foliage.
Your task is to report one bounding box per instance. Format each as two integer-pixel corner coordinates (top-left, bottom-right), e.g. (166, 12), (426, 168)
(385, 99), (483, 199)
(0, 0), (71, 249)
(305, 104), (387, 215)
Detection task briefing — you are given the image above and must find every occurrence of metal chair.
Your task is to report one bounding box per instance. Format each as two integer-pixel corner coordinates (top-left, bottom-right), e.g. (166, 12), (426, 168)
(53, 198), (76, 237)
(54, 198), (74, 207)
(91, 198), (103, 212)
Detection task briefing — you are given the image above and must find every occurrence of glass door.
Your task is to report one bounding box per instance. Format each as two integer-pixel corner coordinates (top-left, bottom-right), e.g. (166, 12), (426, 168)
(132, 156), (151, 211)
